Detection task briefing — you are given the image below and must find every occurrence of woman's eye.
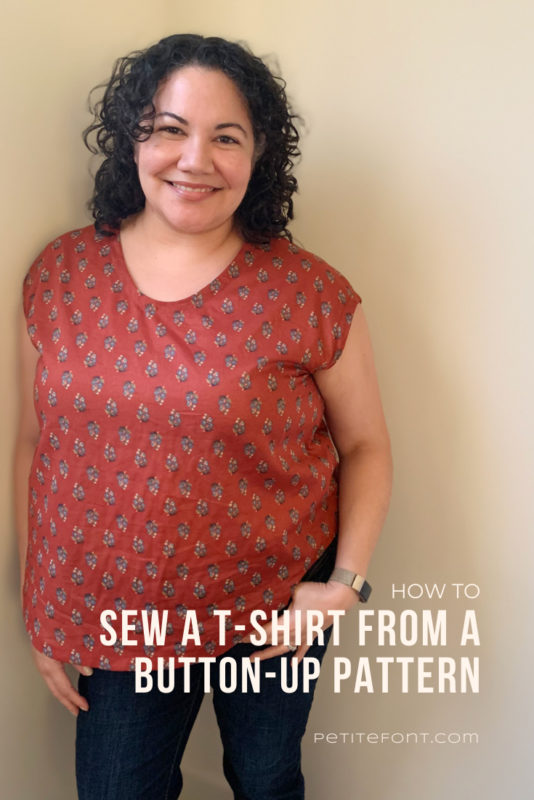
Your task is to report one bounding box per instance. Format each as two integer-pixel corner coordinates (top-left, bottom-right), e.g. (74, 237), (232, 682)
(216, 135), (239, 145)
(158, 126), (184, 135)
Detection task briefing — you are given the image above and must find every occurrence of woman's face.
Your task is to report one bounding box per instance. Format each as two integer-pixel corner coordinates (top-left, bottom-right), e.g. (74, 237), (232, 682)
(134, 66), (257, 239)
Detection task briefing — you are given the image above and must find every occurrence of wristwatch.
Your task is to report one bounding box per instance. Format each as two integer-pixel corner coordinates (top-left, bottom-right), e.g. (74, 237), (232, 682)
(329, 567), (372, 602)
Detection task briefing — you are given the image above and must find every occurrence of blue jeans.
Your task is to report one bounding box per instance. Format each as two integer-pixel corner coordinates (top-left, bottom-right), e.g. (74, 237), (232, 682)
(76, 542), (337, 800)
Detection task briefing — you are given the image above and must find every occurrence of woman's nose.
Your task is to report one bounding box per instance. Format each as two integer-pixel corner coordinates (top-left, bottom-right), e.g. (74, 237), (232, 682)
(177, 136), (213, 173)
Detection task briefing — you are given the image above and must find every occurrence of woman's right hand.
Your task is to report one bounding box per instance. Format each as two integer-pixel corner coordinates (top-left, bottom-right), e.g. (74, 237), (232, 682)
(31, 645), (93, 717)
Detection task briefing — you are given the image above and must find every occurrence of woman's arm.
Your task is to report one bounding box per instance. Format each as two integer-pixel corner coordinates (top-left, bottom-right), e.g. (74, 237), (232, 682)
(314, 304), (393, 581)
(249, 305), (393, 660)
(14, 304), (92, 716)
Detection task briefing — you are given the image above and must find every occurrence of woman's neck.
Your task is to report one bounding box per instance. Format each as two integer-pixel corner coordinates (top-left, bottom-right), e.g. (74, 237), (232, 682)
(118, 213), (246, 303)
(125, 210), (242, 257)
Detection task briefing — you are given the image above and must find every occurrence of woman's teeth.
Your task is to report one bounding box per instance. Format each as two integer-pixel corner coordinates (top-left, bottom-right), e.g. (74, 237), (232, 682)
(171, 183), (214, 193)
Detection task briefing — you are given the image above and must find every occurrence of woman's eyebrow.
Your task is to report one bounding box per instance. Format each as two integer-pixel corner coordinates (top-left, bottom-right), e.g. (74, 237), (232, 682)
(154, 111), (248, 137)
(154, 112), (187, 123)
(215, 122), (249, 137)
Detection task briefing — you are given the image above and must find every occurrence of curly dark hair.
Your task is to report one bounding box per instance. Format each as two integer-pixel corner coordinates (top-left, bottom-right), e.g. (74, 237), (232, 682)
(83, 34), (301, 243)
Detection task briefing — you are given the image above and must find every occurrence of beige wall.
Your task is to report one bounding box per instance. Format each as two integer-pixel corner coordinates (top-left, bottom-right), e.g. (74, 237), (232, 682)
(2, 1), (532, 798)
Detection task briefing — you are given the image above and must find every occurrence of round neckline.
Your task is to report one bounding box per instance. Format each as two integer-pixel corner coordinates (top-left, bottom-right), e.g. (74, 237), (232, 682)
(110, 231), (251, 308)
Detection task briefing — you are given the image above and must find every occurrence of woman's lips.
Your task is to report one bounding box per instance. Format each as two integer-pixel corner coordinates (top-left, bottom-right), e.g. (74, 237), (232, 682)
(167, 181), (219, 195)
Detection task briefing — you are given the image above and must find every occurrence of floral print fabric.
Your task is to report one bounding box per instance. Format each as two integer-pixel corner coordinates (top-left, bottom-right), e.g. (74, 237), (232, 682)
(22, 226), (360, 669)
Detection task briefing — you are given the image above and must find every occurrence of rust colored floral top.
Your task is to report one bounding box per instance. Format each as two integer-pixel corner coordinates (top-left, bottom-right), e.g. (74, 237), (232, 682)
(22, 225), (361, 669)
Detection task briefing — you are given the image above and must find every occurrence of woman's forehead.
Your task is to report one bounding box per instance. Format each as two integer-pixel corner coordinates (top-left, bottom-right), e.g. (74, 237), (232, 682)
(153, 66), (250, 119)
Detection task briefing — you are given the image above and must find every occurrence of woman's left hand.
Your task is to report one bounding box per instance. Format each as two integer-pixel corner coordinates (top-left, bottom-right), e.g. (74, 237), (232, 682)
(243, 580), (360, 663)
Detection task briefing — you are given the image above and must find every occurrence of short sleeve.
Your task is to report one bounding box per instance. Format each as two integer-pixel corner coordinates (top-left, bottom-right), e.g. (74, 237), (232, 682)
(22, 254), (41, 352)
(22, 237), (58, 353)
(304, 260), (362, 372)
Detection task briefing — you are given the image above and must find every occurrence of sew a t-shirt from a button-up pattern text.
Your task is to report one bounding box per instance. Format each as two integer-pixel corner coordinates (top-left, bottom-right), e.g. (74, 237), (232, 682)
(22, 226), (361, 669)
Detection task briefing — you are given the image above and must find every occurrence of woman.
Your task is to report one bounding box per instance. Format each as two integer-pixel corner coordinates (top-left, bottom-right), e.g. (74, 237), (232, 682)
(15, 34), (392, 799)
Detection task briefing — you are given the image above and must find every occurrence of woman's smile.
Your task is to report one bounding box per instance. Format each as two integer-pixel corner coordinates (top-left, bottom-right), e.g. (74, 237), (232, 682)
(166, 180), (221, 198)
(169, 182), (217, 193)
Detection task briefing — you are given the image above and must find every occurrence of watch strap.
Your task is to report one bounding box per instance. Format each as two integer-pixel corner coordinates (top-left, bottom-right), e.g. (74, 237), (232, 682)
(330, 567), (372, 602)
